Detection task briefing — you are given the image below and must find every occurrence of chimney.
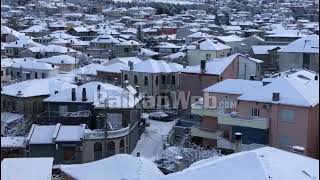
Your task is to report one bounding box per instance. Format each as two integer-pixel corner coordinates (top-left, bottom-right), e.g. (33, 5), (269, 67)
(51, 64), (54, 68)
(272, 92), (280, 101)
(315, 76), (318, 81)
(135, 85), (139, 97)
(200, 60), (206, 73)
(234, 132), (242, 153)
(71, 88), (76, 101)
(292, 146), (306, 155)
(82, 88), (87, 102)
(128, 61), (134, 70)
(54, 90), (58, 94)
(174, 156), (184, 171)
(136, 152), (140, 157)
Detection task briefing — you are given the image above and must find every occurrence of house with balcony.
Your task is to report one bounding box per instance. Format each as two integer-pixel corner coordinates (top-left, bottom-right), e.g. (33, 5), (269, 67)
(192, 69), (319, 158)
(86, 34), (120, 59)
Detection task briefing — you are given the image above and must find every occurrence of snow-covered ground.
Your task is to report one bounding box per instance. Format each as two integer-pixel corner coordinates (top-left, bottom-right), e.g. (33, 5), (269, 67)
(132, 119), (176, 160)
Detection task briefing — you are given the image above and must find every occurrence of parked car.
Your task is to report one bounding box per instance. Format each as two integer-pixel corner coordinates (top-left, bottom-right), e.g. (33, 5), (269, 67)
(148, 112), (172, 122)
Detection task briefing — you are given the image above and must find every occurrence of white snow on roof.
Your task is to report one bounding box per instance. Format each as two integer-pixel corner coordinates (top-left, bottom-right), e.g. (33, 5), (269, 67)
(1, 158), (53, 180)
(1, 137), (26, 148)
(139, 48), (159, 56)
(204, 79), (263, 94)
(37, 55), (78, 65)
(55, 124), (85, 142)
(91, 34), (120, 44)
(181, 54), (236, 75)
(72, 63), (106, 75)
(131, 59), (183, 73)
(187, 39), (231, 51)
(157, 147), (319, 180)
(162, 52), (186, 60)
(103, 56), (142, 66)
(215, 35), (243, 42)
(60, 154), (164, 180)
(187, 32), (212, 38)
(12, 59), (58, 70)
(251, 45), (284, 55)
(1, 112), (24, 124)
(278, 34), (319, 53)
(1, 79), (77, 97)
(238, 76), (319, 107)
(1, 26), (25, 37)
(98, 62), (129, 73)
(20, 25), (49, 33)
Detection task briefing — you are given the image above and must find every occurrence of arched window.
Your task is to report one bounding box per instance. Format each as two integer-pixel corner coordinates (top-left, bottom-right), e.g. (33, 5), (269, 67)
(106, 141), (115, 157)
(119, 139), (125, 153)
(94, 142), (103, 160)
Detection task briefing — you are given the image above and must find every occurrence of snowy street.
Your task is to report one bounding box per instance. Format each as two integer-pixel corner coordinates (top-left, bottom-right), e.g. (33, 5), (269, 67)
(132, 119), (176, 160)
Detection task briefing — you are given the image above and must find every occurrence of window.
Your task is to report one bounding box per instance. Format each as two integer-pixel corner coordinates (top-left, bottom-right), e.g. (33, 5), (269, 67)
(303, 53), (310, 69)
(161, 75), (166, 84)
(17, 72), (20, 78)
(124, 48), (130, 52)
(119, 139), (125, 153)
(106, 141), (115, 157)
(1, 71), (3, 77)
(124, 74), (128, 81)
(279, 136), (294, 148)
(94, 142), (103, 160)
(171, 75), (175, 85)
(26, 73), (30, 79)
(134, 75), (138, 84)
(63, 147), (76, 161)
(41, 73), (45, 79)
(206, 53), (211, 59)
(5, 69), (9, 75)
(144, 76), (148, 86)
(251, 108), (260, 117)
(155, 76), (159, 85)
(107, 113), (122, 130)
(279, 110), (296, 122)
(35, 72), (38, 79)
(59, 105), (68, 115)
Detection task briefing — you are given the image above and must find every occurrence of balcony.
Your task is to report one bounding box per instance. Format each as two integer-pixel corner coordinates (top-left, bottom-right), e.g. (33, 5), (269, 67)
(191, 125), (223, 140)
(191, 102), (223, 117)
(83, 126), (130, 140)
(218, 114), (269, 130)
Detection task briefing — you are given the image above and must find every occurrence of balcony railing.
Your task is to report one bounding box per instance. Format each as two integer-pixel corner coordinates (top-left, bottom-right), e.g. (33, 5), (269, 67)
(191, 103), (223, 117)
(83, 126), (130, 140)
(190, 125), (223, 140)
(218, 114), (269, 130)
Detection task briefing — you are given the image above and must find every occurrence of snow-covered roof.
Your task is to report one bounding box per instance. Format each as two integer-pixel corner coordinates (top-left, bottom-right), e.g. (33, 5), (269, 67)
(90, 34), (120, 44)
(129, 59), (183, 73)
(204, 79), (263, 95)
(27, 44), (77, 53)
(162, 52), (186, 60)
(278, 34), (319, 53)
(60, 154), (164, 180)
(27, 124), (86, 144)
(1, 26), (25, 37)
(118, 40), (141, 46)
(1, 137), (26, 148)
(103, 57), (143, 66)
(181, 54), (237, 75)
(139, 48), (159, 56)
(98, 62), (129, 73)
(1, 158), (54, 180)
(1, 79), (77, 97)
(43, 81), (141, 109)
(37, 55), (78, 65)
(20, 25), (49, 33)
(1, 112), (24, 124)
(12, 59), (58, 70)
(215, 35), (243, 42)
(187, 32), (212, 38)
(187, 39), (231, 51)
(72, 63), (106, 76)
(238, 75), (319, 107)
(251, 45), (284, 55)
(157, 147), (319, 180)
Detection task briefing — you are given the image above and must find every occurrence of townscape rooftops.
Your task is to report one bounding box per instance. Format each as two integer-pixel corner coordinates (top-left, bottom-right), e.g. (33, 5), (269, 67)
(129, 59), (183, 73)
(204, 79), (263, 94)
